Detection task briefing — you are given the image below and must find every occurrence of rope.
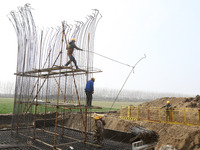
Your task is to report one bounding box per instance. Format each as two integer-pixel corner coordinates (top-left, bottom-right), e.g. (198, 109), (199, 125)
(109, 54), (146, 111)
(82, 50), (133, 68)
(83, 49), (146, 112)
(109, 67), (135, 112)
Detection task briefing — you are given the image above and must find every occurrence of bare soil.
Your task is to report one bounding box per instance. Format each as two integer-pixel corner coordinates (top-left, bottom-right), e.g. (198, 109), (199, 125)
(101, 96), (200, 150)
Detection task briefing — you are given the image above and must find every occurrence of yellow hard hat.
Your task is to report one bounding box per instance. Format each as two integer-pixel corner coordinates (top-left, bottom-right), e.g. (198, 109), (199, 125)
(91, 77), (95, 82)
(71, 38), (75, 41)
(94, 115), (102, 120)
(167, 101), (170, 104)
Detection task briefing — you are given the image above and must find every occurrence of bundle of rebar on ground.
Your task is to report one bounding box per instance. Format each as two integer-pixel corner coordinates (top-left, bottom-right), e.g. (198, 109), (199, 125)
(129, 126), (159, 144)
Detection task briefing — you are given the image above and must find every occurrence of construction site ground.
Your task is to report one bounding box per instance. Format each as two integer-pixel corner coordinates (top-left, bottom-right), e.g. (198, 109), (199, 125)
(103, 96), (200, 150)
(0, 96), (200, 150)
(0, 128), (131, 150)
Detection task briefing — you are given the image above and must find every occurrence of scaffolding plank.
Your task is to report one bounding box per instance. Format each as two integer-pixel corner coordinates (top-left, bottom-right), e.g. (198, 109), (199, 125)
(14, 66), (102, 78)
(17, 101), (102, 109)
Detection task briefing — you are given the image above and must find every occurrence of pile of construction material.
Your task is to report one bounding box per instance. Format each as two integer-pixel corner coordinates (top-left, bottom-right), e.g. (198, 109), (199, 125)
(129, 126), (159, 144)
(185, 95), (200, 108)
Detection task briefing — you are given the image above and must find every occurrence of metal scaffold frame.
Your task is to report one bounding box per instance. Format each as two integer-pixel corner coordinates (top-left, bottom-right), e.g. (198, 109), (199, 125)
(8, 4), (102, 149)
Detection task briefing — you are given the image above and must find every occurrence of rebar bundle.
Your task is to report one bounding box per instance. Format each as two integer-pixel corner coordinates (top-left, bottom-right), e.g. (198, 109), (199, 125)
(8, 4), (102, 149)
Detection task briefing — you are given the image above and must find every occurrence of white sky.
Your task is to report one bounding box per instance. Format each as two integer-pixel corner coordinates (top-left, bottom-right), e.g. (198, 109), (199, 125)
(0, 0), (200, 95)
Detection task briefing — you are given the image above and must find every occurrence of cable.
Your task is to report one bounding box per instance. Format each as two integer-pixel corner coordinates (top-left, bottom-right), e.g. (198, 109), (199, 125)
(83, 49), (147, 111)
(109, 67), (134, 112)
(108, 54), (146, 112)
(82, 50), (133, 68)
(83, 49), (146, 111)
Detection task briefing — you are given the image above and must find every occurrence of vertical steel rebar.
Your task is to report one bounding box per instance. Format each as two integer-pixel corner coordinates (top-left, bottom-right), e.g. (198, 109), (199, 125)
(9, 5), (102, 149)
(84, 33), (90, 142)
(54, 22), (65, 149)
(33, 30), (43, 140)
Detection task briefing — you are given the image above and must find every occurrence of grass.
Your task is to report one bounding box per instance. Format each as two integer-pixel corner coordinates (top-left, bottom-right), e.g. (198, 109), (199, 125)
(0, 98), (14, 114)
(0, 98), (142, 114)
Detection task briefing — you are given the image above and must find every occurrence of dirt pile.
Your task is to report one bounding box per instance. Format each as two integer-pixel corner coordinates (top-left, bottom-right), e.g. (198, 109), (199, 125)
(103, 96), (200, 150)
(103, 114), (200, 150)
(139, 121), (200, 150)
(27, 96), (199, 150)
(140, 95), (200, 108)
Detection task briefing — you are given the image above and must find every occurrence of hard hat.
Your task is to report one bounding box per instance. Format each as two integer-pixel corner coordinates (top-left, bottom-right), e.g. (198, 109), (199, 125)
(91, 77), (95, 82)
(167, 101), (170, 104)
(94, 115), (102, 120)
(71, 38), (75, 41)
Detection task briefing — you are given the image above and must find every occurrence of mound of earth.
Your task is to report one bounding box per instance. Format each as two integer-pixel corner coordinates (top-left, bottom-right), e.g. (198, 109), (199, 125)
(63, 109), (199, 149)
(62, 96), (200, 149)
(139, 95), (200, 108)
(104, 114), (200, 150)
(103, 96), (200, 150)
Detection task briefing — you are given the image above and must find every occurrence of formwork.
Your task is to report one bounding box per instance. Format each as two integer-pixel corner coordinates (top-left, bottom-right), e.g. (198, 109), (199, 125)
(6, 4), (114, 150)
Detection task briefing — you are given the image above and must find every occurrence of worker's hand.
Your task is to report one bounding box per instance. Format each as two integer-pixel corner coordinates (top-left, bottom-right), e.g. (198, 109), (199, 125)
(92, 91), (94, 94)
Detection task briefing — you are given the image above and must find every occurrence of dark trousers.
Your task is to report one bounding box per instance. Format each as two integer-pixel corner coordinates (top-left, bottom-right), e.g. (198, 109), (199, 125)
(65, 55), (78, 68)
(85, 91), (92, 106)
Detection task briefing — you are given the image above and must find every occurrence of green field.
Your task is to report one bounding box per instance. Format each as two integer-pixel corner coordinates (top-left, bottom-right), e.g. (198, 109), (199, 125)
(0, 98), (14, 114)
(0, 98), (141, 114)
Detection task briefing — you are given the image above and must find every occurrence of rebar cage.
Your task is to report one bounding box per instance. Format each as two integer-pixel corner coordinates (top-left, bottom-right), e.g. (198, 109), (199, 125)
(8, 4), (103, 149)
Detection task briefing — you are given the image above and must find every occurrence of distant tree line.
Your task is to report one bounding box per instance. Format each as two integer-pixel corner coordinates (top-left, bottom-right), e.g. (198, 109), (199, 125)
(93, 88), (190, 102)
(0, 81), (191, 101)
(0, 81), (15, 97)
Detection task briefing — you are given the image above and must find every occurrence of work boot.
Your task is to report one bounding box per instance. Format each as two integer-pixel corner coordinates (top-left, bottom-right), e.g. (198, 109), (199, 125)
(76, 66), (79, 69)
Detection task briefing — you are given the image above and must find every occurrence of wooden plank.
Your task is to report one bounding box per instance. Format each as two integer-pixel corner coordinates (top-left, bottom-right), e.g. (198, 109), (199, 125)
(15, 66), (72, 75)
(14, 68), (102, 78)
(17, 101), (101, 109)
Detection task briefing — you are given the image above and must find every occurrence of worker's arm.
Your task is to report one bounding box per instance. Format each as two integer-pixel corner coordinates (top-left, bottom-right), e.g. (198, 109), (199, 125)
(74, 43), (83, 51)
(161, 105), (166, 108)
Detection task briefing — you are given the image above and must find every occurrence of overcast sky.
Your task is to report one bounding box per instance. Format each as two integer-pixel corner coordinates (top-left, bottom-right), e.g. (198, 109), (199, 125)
(0, 0), (200, 95)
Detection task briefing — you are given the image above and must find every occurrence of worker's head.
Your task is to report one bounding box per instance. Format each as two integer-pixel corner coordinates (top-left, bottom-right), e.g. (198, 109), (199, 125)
(91, 77), (95, 82)
(167, 101), (170, 104)
(71, 38), (75, 42)
(94, 115), (102, 120)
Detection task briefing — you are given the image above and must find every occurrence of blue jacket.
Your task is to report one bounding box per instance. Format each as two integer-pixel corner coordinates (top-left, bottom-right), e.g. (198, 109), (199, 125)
(85, 80), (94, 93)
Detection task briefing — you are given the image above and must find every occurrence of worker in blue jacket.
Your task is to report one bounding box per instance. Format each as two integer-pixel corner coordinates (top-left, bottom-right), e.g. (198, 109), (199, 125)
(85, 77), (95, 106)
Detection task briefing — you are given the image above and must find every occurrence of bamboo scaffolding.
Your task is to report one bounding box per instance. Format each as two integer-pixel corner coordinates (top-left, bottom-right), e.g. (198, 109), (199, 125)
(9, 4), (102, 150)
